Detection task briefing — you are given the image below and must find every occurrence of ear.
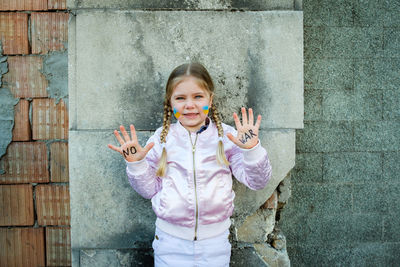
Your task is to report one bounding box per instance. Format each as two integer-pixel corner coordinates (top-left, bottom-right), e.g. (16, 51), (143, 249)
(209, 93), (213, 107)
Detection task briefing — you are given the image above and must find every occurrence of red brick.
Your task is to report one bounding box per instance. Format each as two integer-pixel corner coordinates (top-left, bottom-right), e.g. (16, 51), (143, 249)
(0, 0), (47, 11)
(50, 142), (69, 182)
(0, 228), (45, 267)
(0, 142), (49, 184)
(32, 98), (68, 140)
(48, 0), (67, 10)
(262, 190), (278, 209)
(0, 13), (29, 55)
(31, 12), (69, 54)
(3, 56), (48, 98)
(12, 99), (31, 141)
(46, 227), (71, 266)
(36, 184), (70, 226)
(0, 185), (34, 226)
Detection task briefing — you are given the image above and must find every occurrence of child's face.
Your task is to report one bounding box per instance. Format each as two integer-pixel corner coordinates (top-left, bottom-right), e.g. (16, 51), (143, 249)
(170, 77), (213, 133)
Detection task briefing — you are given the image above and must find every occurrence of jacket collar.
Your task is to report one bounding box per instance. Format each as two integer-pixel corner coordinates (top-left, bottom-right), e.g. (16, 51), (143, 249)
(174, 117), (216, 138)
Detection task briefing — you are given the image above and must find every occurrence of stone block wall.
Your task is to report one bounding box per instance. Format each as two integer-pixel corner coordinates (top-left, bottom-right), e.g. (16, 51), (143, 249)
(0, 1), (71, 266)
(279, 0), (400, 266)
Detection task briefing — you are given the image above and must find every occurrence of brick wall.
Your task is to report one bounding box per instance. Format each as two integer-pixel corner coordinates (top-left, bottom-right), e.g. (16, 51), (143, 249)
(280, 0), (400, 266)
(0, 1), (70, 266)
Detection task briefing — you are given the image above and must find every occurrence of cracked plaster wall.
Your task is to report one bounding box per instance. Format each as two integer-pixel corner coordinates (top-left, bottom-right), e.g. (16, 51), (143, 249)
(69, 3), (303, 266)
(0, 43), (19, 174)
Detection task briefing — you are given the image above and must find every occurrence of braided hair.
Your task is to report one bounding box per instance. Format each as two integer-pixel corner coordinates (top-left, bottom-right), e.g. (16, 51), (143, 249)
(156, 63), (229, 177)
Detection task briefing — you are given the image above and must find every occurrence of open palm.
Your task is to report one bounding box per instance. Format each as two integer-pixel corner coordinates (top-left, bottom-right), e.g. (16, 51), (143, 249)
(227, 107), (261, 149)
(108, 124), (154, 162)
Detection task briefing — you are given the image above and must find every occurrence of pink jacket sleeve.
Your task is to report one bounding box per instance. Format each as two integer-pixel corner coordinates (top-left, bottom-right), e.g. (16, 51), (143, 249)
(225, 128), (272, 191)
(125, 132), (162, 199)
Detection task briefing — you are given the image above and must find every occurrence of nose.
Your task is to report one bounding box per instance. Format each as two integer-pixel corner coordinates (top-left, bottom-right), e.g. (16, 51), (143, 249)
(185, 99), (195, 108)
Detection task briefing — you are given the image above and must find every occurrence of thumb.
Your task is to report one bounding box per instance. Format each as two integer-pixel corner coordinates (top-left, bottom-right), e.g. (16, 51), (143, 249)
(144, 142), (155, 153)
(226, 133), (241, 147)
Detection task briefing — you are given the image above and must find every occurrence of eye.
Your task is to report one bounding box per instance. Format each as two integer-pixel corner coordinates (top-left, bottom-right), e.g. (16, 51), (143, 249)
(175, 96), (184, 100)
(195, 95), (204, 99)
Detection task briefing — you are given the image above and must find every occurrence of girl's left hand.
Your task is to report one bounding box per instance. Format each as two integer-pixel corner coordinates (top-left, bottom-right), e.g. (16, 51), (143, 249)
(226, 107), (261, 149)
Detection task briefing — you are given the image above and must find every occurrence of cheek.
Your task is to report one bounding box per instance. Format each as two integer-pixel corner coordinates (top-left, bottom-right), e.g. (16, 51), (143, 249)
(173, 107), (181, 119)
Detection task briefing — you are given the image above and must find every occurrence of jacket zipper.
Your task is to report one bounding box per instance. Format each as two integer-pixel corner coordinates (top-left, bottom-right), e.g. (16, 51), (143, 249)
(189, 132), (199, 241)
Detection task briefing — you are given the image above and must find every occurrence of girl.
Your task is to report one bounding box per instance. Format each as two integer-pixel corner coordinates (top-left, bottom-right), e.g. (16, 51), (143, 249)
(108, 63), (272, 267)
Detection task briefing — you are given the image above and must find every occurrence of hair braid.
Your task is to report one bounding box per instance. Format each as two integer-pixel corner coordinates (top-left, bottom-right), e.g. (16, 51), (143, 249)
(156, 98), (172, 177)
(210, 104), (230, 166)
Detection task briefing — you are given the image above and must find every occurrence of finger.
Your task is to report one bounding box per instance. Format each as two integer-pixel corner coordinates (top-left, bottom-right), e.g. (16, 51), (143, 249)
(226, 133), (242, 147)
(255, 115), (262, 129)
(114, 129), (125, 145)
(120, 125), (131, 143)
(108, 144), (121, 153)
(248, 108), (254, 125)
(233, 112), (242, 129)
(241, 107), (248, 125)
(130, 124), (137, 142)
(144, 142), (155, 154)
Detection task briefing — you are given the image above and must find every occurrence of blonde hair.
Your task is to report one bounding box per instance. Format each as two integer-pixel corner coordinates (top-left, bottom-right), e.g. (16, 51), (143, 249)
(156, 63), (229, 177)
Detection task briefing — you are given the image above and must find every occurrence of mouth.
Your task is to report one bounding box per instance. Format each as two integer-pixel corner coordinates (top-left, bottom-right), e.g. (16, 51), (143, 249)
(184, 113), (199, 118)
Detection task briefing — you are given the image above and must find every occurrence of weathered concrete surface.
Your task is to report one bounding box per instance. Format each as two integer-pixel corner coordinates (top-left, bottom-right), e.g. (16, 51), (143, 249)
(0, 88), (18, 173)
(69, 9), (303, 266)
(236, 208), (276, 243)
(80, 249), (153, 267)
(41, 50), (69, 105)
(0, 43), (7, 88)
(67, 0), (296, 10)
(233, 129), (295, 227)
(69, 11), (303, 131)
(254, 243), (290, 267)
(69, 130), (155, 248)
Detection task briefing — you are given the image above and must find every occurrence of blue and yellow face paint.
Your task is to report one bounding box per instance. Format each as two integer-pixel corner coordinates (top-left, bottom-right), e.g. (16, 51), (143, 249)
(202, 105), (209, 115)
(173, 107), (181, 119)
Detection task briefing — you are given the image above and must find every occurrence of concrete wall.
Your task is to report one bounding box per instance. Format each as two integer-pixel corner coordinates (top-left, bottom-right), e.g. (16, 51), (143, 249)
(68, 1), (303, 266)
(279, 0), (400, 266)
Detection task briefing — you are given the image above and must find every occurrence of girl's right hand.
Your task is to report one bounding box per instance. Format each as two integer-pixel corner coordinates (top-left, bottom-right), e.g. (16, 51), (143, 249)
(108, 124), (154, 162)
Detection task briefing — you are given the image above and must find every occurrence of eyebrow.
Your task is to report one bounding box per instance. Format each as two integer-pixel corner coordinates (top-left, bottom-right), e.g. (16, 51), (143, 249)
(173, 92), (206, 97)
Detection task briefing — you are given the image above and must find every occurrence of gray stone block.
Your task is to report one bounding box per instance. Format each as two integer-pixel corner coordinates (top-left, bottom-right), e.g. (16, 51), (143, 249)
(67, 0), (295, 10)
(323, 152), (382, 183)
(296, 121), (353, 153)
(384, 28), (400, 57)
(304, 58), (353, 90)
(69, 130), (155, 248)
(304, 89), (322, 121)
(352, 242), (400, 267)
(350, 214), (383, 243)
(352, 27), (385, 58)
(291, 153), (323, 184)
(383, 215), (400, 242)
(384, 10), (400, 27)
(70, 10), (303, 130)
(383, 89), (400, 120)
(286, 243), (353, 266)
(354, 121), (400, 151)
(353, 183), (388, 214)
(305, 26), (384, 59)
(353, 0), (385, 27)
(355, 58), (400, 90)
(288, 184), (352, 216)
(322, 88), (382, 121)
(383, 151), (400, 182)
(303, 0), (353, 27)
(80, 249), (153, 267)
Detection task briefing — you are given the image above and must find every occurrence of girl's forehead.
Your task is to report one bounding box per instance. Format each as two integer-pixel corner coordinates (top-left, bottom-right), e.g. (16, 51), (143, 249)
(172, 78), (210, 95)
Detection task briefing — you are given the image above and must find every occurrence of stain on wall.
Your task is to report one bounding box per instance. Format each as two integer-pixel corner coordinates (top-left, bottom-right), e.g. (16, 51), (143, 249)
(0, 42), (19, 173)
(41, 50), (68, 105)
